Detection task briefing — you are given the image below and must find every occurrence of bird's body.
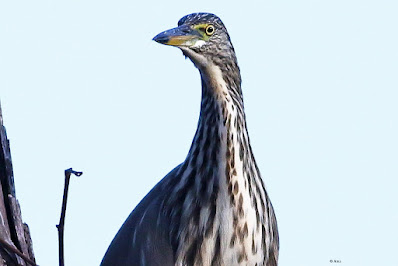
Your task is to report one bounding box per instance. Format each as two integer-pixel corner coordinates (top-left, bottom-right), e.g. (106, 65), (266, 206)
(101, 13), (279, 266)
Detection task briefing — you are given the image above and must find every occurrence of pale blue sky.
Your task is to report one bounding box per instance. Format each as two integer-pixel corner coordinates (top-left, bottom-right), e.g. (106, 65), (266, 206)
(1, 0), (397, 265)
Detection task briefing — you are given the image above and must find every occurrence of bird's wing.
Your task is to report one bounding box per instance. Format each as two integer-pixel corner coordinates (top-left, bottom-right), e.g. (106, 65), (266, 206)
(100, 166), (180, 266)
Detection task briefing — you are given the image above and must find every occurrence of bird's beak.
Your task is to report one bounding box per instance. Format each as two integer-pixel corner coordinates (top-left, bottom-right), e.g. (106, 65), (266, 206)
(153, 25), (202, 47)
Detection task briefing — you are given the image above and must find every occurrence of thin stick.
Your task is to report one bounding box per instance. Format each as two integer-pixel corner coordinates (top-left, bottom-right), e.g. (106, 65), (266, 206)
(56, 168), (82, 266)
(0, 237), (38, 266)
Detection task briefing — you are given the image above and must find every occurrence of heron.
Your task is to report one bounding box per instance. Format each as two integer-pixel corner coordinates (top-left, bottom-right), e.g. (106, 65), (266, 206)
(101, 13), (279, 266)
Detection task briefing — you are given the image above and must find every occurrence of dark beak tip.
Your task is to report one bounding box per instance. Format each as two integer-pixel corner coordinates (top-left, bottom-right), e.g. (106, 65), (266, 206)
(152, 32), (169, 44)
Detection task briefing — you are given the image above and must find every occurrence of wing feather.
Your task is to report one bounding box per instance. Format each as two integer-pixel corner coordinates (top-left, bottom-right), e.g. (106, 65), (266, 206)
(101, 166), (180, 266)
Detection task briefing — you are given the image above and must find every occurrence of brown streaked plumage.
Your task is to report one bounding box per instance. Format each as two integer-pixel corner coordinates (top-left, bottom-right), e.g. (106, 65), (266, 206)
(101, 13), (279, 266)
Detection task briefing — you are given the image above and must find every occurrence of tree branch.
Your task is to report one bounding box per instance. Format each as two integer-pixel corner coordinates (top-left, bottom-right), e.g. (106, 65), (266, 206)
(56, 168), (82, 266)
(0, 237), (37, 266)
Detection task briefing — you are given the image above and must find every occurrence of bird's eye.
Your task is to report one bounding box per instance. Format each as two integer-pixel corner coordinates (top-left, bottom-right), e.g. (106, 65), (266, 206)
(205, 25), (215, 36)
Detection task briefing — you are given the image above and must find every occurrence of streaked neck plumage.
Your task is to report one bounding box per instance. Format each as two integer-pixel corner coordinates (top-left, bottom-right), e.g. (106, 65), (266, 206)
(164, 54), (276, 265)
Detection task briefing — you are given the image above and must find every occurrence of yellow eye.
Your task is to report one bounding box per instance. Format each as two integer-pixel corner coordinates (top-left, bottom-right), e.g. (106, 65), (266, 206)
(205, 25), (215, 36)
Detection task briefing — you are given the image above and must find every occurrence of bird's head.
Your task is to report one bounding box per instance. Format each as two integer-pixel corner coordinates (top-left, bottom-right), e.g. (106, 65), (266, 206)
(153, 13), (237, 71)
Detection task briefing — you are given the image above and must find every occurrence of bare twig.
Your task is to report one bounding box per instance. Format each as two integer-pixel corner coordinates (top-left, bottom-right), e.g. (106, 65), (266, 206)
(56, 168), (82, 266)
(0, 237), (37, 266)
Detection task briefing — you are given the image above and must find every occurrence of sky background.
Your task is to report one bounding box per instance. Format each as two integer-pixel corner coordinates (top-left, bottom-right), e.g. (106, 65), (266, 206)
(1, 0), (397, 265)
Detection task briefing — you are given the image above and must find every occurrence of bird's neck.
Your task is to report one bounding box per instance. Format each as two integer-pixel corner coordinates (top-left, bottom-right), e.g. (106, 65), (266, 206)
(187, 63), (251, 178)
(181, 62), (266, 210)
(165, 63), (272, 264)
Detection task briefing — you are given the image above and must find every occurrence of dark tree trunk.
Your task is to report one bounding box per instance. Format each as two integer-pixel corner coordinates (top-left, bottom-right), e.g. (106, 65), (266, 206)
(0, 103), (36, 266)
